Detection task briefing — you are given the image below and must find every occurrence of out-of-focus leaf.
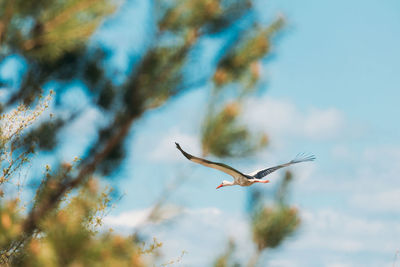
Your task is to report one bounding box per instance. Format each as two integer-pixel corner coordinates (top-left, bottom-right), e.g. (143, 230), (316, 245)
(213, 16), (284, 88)
(17, 179), (146, 267)
(21, 118), (64, 151)
(213, 239), (240, 267)
(202, 102), (267, 157)
(158, 0), (222, 32)
(0, 200), (23, 250)
(18, 0), (116, 61)
(252, 205), (300, 251)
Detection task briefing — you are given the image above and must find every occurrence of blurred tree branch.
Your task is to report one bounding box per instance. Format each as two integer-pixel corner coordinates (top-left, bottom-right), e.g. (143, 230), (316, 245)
(0, 0), (298, 265)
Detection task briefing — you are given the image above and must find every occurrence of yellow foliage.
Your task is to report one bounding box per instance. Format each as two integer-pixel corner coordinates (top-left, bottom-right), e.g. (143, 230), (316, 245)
(12, 178), (148, 266)
(0, 92), (53, 188)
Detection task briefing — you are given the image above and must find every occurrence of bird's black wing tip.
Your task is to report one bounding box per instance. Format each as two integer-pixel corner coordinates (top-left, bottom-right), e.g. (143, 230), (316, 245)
(175, 142), (193, 160)
(292, 153), (316, 163)
(303, 154), (316, 162)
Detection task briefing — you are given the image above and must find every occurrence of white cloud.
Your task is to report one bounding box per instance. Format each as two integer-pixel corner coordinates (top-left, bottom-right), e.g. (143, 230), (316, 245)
(149, 129), (200, 162)
(331, 144), (353, 160)
(293, 163), (316, 183)
(325, 263), (353, 267)
(351, 189), (400, 213)
(267, 259), (298, 267)
(104, 208), (152, 228)
(104, 205), (181, 229)
(301, 209), (384, 236)
(105, 206), (236, 232)
(362, 146), (400, 163)
(293, 209), (400, 255)
(105, 93), (400, 266)
(303, 108), (344, 139)
(104, 206), (396, 265)
(104, 205), (400, 266)
(105, 207), (254, 266)
(243, 97), (345, 141)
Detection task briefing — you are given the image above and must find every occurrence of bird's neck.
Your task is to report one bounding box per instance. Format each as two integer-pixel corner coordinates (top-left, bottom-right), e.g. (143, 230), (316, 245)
(224, 181), (235, 186)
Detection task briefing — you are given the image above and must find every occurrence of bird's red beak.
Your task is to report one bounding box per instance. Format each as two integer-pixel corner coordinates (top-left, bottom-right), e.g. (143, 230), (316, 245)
(216, 184), (223, 189)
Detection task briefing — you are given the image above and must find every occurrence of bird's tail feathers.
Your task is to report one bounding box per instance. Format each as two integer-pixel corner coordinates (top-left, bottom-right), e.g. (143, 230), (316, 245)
(291, 152), (316, 164)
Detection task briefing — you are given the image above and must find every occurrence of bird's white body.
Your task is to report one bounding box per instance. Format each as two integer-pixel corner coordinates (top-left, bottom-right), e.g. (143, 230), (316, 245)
(175, 142), (315, 189)
(221, 177), (269, 187)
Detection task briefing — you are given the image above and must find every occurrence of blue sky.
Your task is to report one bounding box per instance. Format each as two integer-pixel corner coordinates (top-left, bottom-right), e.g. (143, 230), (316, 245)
(2, 0), (400, 266)
(95, 1), (400, 266)
(94, 0), (400, 266)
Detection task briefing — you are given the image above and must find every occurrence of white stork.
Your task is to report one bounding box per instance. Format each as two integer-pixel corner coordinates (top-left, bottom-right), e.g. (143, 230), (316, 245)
(175, 142), (315, 189)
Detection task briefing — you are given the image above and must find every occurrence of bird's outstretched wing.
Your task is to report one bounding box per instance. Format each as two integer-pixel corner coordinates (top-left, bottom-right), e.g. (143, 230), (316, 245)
(175, 142), (246, 178)
(251, 153), (316, 179)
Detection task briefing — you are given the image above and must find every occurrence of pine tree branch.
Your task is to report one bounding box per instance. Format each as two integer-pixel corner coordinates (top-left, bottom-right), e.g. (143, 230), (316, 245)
(43, 0), (101, 33)
(17, 112), (137, 250)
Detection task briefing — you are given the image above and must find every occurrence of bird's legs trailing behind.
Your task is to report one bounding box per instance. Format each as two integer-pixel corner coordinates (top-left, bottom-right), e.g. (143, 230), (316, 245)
(252, 179), (270, 184)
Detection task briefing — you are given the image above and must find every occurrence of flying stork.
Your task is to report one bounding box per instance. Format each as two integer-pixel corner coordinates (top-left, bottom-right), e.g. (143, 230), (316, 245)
(175, 142), (315, 189)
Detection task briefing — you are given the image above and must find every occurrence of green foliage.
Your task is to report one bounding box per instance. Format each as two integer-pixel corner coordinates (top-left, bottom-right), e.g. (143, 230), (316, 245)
(0, 93), (53, 187)
(198, 6), (282, 158)
(0, 200), (23, 252)
(213, 17), (284, 88)
(0, 0), (300, 265)
(0, 102), (154, 265)
(211, 172), (301, 266)
(124, 45), (190, 111)
(158, 0), (224, 31)
(249, 170), (300, 264)
(275, 171), (294, 205)
(252, 205), (300, 250)
(16, 180), (145, 267)
(202, 102), (268, 157)
(213, 240), (240, 267)
(0, 0), (116, 61)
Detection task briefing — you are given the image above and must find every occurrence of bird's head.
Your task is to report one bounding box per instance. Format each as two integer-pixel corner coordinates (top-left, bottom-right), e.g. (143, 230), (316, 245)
(216, 180), (233, 189)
